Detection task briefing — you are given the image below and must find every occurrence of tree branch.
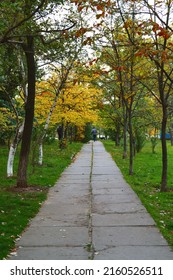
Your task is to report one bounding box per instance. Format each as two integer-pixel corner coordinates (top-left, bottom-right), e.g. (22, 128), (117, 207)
(0, 0), (46, 43)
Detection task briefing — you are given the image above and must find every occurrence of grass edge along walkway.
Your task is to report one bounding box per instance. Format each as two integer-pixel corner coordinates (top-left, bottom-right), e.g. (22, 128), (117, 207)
(103, 140), (173, 250)
(0, 141), (83, 259)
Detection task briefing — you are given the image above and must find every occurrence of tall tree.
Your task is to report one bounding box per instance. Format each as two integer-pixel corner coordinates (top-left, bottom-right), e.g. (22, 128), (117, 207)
(0, 0), (77, 187)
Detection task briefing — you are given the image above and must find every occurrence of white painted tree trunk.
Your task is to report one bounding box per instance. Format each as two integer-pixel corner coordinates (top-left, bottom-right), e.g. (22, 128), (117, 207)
(38, 143), (43, 166)
(7, 122), (24, 177)
(38, 96), (58, 166)
(7, 145), (17, 177)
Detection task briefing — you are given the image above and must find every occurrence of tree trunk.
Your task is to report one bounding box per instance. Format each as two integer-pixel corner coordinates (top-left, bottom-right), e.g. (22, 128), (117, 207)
(122, 105), (128, 159)
(17, 36), (35, 188)
(161, 106), (168, 192)
(38, 143), (43, 166)
(129, 115), (133, 175)
(7, 145), (17, 177)
(7, 122), (24, 177)
(170, 126), (173, 146)
(123, 123), (128, 159)
(115, 122), (121, 146)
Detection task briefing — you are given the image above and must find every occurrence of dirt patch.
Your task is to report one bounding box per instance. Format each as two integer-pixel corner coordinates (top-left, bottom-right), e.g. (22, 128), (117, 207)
(7, 185), (49, 193)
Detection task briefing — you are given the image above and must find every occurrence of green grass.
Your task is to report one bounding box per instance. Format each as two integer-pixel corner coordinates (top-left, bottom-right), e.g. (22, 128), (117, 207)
(103, 140), (173, 249)
(0, 140), (83, 259)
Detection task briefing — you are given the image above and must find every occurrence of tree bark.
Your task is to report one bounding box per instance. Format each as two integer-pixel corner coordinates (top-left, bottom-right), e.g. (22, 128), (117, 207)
(17, 36), (35, 188)
(161, 105), (168, 192)
(122, 114), (128, 159)
(129, 110), (133, 175)
(122, 97), (128, 159)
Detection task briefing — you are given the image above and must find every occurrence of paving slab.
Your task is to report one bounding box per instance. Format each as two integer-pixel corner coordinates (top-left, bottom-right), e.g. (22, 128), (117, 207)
(9, 141), (173, 260)
(11, 247), (88, 260)
(92, 187), (133, 195)
(92, 226), (168, 249)
(57, 177), (90, 183)
(93, 194), (139, 204)
(30, 215), (88, 227)
(16, 226), (88, 247)
(92, 213), (155, 226)
(94, 246), (173, 260)
(92, 202), (147, 214)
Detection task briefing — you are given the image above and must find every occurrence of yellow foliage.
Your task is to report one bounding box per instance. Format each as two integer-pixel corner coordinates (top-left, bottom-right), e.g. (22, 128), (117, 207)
(0, 107), (15, 131)
(53, 82), (101, 126)
(35, 90), (54, 125)
(34, 76), (102, 136)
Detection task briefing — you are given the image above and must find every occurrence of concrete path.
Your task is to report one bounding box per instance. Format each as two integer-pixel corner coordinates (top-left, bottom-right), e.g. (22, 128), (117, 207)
(10, 141), (173, 260)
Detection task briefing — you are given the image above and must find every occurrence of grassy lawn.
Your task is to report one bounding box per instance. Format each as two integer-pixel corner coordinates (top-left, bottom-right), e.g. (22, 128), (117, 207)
(103, 140), (173, 249)
(0, 140), (83, 259)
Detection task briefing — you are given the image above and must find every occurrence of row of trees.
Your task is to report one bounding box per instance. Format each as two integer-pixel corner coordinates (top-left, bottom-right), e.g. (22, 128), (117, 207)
(1, 0), (173, 192)
(85, 0), (173, 192)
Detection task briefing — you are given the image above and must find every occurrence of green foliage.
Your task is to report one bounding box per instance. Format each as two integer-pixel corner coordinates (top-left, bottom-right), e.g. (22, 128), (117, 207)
(0, 140), (83, 259)
(150, 137), (158, 154)
(135, 129), (146, 153)
(82, 123), (93, 143)
(103, 140), (173, 249)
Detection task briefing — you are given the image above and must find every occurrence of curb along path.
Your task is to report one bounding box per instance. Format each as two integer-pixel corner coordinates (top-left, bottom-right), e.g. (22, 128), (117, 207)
(10, 141), (173, 260)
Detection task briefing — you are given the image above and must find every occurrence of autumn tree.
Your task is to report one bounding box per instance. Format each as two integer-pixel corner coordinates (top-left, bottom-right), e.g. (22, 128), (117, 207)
(34, 69), (101, 148)
(54, 77), (100, 141)
(0, 1), (49, 185)
(117, 0), (173, 191)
